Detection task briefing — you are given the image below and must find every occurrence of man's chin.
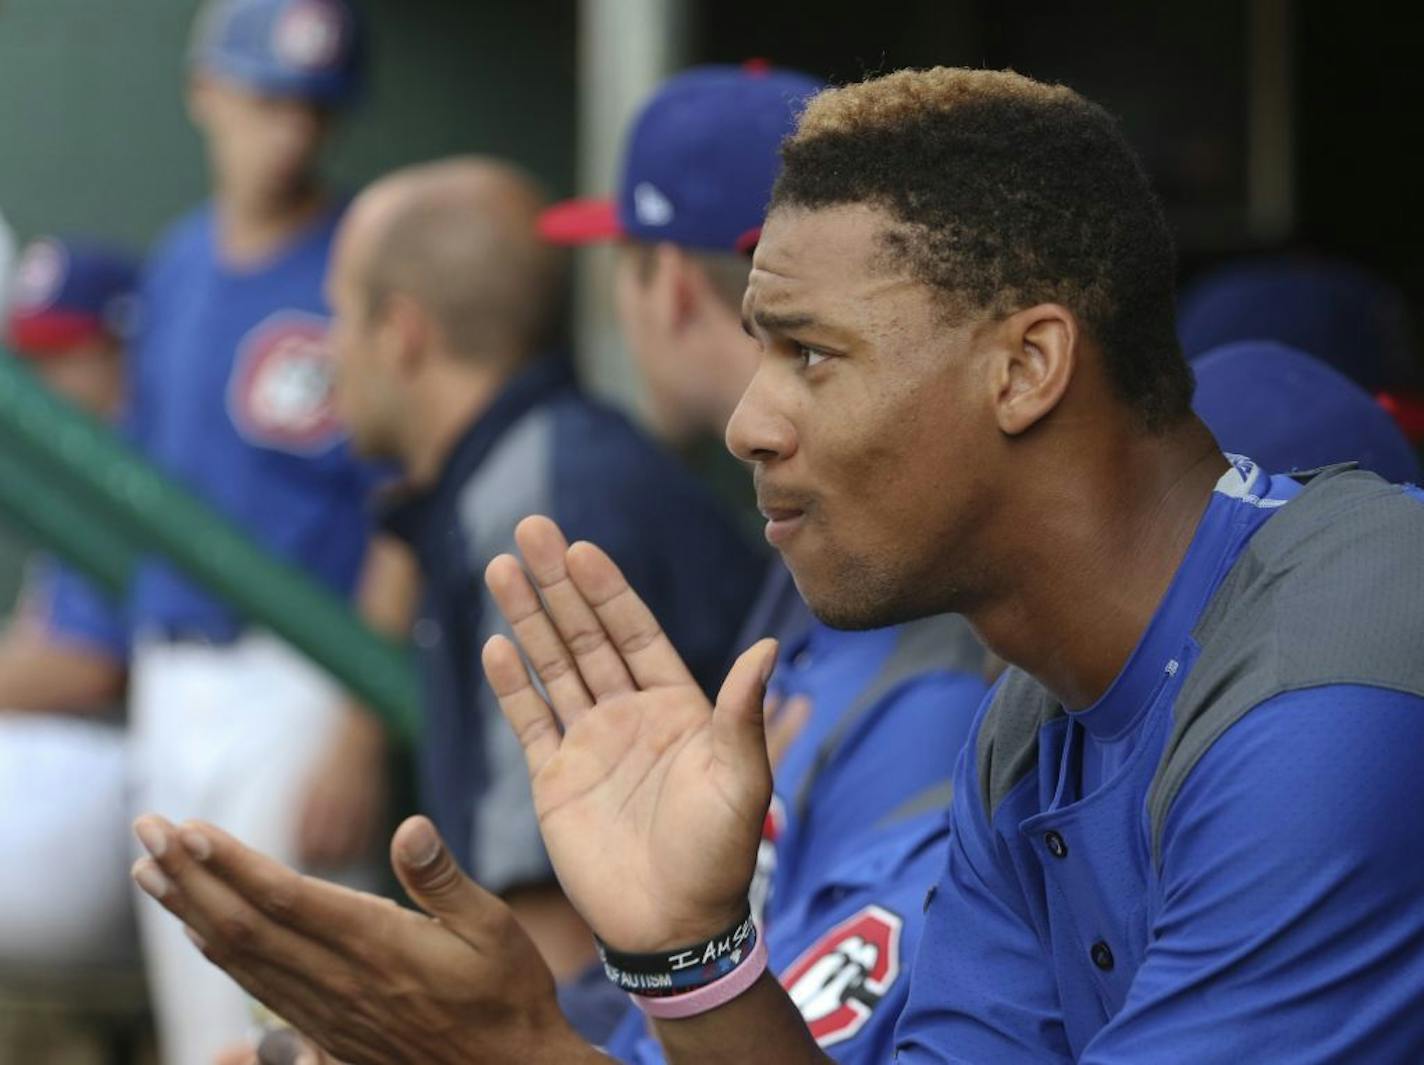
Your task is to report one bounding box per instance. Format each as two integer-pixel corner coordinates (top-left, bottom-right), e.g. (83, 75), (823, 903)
(792, 567), (916, 633)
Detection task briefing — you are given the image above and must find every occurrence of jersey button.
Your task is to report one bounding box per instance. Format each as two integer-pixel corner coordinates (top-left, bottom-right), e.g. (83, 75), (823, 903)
(1091, 941), (1114, 971)
(1044, 831), (1068, 859)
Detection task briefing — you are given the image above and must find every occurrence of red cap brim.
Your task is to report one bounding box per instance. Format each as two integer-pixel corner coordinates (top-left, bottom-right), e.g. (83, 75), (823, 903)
(1377, 390), (1424, 445)
(537, 198), (623, 246)
(5, 312), (107, 358)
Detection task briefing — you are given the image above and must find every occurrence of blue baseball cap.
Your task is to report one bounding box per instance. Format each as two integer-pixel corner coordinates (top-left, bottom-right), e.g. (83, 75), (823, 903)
(189, 0), (365, 108)
(1192, 340), (1421, 485)
(1178, 256), (1415, 396)
(539, 62), (823, 254)
(5, 237), (139, 357)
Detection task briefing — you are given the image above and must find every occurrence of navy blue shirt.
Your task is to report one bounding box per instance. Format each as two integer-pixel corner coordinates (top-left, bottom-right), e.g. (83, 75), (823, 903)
(384, 358), (763, 889)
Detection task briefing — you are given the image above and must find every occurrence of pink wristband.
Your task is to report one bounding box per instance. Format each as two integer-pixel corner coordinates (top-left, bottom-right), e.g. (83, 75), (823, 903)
(630, 936), (769, 1020)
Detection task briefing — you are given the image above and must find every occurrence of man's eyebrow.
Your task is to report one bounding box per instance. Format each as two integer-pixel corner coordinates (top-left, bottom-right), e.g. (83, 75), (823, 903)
(740, 309), (821, 337)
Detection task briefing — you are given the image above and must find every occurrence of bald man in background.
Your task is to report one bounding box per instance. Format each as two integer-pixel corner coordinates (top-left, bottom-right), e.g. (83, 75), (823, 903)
(318, 156), (763, 973)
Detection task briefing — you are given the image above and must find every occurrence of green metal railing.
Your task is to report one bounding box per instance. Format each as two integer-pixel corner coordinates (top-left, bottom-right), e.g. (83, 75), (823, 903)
(0, 348), (420, 743)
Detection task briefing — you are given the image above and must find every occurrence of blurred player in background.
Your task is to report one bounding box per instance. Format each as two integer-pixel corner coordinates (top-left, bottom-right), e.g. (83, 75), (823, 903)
(0, 236), (138, 975)
(324, 155), (762, 977)
(1178, 256), (1424, 446)
(1191, 340), (1421, 484)
(19, 2), (418, 1062)
(540, 64), (990, 1061)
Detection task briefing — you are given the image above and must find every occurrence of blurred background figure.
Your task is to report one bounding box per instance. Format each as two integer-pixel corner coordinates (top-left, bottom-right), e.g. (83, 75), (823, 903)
(5, 236), (133, 418)
(1191, 340), (1421, 485)
(0, 237), (139, 978)
(67, 2), (412, 1062)
(1179, 256), (1424, 447)
(0, 235), (145, 1065)
(329, 154), (763, 979)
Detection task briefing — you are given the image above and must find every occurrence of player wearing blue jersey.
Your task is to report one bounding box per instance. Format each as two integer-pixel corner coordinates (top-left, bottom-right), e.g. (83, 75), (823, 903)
(71, 2), (416, 1063)
(0, 237), (138, 975)
(127, 67), (1424, 1065)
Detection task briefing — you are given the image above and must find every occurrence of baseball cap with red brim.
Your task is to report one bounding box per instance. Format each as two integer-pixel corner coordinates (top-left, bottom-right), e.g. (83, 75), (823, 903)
(539, 62), (823, 255)
(5, 237), (138, 357)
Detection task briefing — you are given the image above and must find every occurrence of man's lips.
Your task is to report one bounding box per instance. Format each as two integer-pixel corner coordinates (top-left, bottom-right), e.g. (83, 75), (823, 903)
(757, 497), (810, 547)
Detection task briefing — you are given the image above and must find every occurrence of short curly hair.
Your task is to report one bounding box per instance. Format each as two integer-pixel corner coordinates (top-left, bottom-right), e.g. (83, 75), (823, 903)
(773, 67), (1193, 431)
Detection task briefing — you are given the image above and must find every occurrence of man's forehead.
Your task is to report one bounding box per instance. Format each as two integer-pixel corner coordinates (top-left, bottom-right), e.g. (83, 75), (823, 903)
(746, 203), (918, 319)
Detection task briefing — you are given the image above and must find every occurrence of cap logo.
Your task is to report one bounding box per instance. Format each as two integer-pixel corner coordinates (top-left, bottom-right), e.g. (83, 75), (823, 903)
(633, 182), (674, 227)
(273, 0), (344, 72)
(10, 239), (67, 312)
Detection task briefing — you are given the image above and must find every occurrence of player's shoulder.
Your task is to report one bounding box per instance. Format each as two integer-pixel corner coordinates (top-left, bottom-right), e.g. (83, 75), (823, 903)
(1148, 468), (1424, 861)
(550, 390), (734, 518)
(147, 201), (216, 267)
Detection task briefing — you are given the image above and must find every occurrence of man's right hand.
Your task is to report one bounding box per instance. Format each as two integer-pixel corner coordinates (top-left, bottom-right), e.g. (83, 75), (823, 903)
(482, 516), (779, 954)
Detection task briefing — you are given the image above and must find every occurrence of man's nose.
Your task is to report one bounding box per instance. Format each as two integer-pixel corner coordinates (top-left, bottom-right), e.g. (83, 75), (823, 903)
(725, 364), (796, 465)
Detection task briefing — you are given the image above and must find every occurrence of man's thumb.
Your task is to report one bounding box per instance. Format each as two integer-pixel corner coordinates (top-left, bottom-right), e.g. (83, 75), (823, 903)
(712, 638), (779, 765)
(390, 816), (502, 939)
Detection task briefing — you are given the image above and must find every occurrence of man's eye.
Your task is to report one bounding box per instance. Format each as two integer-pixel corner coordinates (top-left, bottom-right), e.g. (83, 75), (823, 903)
(797, 345), (830, 369)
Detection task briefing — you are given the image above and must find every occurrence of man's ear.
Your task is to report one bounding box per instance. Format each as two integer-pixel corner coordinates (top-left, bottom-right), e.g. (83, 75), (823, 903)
(380, 291), (432, 375)
(991, 303), (1078, 436)
(652, 242), (700, 334)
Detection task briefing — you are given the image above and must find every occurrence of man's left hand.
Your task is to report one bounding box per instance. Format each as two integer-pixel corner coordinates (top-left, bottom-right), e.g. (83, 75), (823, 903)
(132, 814), (607, 1065)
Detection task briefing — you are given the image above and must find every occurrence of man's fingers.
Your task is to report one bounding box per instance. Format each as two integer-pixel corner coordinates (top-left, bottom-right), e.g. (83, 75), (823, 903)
(390, 816), (509, 949)
(484, 553), (594, 723)
(515, 516), (637, 701)
(712, 639), (780, 777)
(132, 816), (393, 962)
(565, 540), (697, 690)
(482, 635), (561, 778)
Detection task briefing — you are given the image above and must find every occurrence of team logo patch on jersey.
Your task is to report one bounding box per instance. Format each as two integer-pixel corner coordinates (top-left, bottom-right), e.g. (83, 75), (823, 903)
(781, 904), (904, 1048)
(227, 310), (343, 455)
(273, 0), (345, 71)
(11, 238), (67, 311)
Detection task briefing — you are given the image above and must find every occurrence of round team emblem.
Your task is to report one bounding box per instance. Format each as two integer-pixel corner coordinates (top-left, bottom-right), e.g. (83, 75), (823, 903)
(11, 239), (68, 312)
(227, 310), (344, 454)
(781, 905), (904, 1048)
(272, 0), (345, 71)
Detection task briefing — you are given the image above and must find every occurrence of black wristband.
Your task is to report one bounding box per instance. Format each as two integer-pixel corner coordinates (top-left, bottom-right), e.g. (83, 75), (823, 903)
(596, 908), (757, 997)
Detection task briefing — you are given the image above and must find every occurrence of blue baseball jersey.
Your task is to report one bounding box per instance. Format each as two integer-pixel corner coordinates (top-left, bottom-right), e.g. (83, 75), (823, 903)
(896, 461), (1424, 1062)
(383, 356), (764, 891)
(113, 201), (377, 642)
(29, 557), (127, 659)
(604, 608), (988, 1064)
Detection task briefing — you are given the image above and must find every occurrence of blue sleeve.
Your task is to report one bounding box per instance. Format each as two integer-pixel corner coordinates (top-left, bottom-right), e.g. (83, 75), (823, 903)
(789, 672), (986, 874)
(1080, 685), (1424, 1064)
(30, 558), (127, 660)
(894, 712), (1074, 1063)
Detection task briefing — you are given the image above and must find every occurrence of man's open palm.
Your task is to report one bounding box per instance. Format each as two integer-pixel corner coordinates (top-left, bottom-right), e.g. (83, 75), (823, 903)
(482, 516), (778, 953)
